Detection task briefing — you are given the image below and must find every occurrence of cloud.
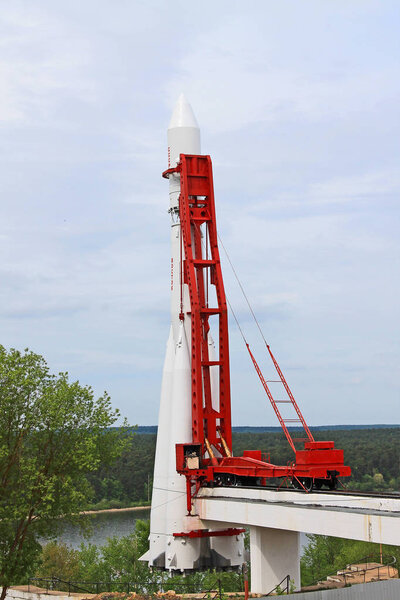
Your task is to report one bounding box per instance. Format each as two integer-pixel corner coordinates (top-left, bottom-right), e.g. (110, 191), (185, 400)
(0, 4), (97, 125)
(0, 0), (398, 426)
(308, 167), (400, 204)
(165, 4), (400, 134)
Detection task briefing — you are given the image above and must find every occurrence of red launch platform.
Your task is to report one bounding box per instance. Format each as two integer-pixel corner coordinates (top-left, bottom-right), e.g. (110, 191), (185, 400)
(163, 153), (350, 514)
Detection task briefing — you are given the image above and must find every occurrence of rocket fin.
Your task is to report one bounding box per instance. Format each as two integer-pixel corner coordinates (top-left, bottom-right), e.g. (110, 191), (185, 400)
(139, 549), (150, 562)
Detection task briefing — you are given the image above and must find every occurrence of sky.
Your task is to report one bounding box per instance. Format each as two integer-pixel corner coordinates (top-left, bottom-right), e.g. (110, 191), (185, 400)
(0, 0), (399, 427)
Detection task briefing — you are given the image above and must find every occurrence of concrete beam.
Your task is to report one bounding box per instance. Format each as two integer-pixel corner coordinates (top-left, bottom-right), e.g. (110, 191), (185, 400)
(196, 487), (400, 546)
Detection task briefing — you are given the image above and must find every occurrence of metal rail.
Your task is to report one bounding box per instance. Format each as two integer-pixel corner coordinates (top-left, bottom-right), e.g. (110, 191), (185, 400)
(265, 574), (291, 595)
(29, 576), (238, 597)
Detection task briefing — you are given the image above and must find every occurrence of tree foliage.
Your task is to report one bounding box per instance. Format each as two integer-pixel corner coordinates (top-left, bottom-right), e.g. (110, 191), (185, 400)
(0, 346), (130, 596)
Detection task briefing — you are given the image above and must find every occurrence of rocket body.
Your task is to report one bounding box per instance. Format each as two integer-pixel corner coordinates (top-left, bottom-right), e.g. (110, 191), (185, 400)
(146, 95), (244, 572)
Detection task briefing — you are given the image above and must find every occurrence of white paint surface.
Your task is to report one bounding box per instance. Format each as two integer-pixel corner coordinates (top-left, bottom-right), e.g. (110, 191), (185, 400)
(196, 487), (400, 592)
(250, 526), (300, 593)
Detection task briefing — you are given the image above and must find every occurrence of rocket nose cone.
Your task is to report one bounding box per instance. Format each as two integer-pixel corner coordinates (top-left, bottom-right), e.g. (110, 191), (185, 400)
(168, 94), (199, 130)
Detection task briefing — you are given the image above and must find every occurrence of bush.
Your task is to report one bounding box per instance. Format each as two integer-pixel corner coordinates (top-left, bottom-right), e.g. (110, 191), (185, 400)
(38, 542), (80, 582)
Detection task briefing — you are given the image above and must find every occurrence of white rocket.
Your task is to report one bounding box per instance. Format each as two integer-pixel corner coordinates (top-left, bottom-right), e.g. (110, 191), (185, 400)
(143, 95), (244, 572)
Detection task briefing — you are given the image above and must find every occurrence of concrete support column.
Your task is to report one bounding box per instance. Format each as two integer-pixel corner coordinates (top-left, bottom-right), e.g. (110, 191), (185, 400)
(249, 526), (300, 594)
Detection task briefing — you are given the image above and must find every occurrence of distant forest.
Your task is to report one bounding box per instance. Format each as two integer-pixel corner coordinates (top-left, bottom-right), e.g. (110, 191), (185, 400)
(134, 424), (400, 434)
(87, 427), (400, 510)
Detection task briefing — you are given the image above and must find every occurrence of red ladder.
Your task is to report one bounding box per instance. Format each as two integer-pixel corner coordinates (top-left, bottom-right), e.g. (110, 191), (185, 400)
(246, 343), (314, 452)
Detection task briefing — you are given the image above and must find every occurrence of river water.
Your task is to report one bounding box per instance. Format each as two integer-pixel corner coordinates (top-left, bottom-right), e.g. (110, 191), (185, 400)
(49, 508), (150, 549)
(50, 508), (309, 555)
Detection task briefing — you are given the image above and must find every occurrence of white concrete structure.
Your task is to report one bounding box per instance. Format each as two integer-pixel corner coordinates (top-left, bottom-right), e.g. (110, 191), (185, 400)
(195, 487), (400, 593)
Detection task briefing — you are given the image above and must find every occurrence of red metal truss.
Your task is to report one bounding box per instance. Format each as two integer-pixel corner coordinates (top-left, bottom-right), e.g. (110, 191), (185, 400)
(178, 154), (232, 458)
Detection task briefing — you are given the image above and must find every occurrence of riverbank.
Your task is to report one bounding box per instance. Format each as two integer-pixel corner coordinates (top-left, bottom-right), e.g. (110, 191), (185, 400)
(80, 505), (150, 516)
(39, 507), (151, 549)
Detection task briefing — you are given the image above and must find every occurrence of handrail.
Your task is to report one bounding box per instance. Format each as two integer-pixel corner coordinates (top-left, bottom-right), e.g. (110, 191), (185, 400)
(28, 577), (93, 595)
(28, 575), (239, 597)
(266, 574), (290, 595)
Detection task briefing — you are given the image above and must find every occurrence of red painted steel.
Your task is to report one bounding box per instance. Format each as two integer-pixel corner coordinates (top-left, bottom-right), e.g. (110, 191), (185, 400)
(178, 154), (232, 458)
(173, 528), (246, 539)
(169, 153), (351, 510)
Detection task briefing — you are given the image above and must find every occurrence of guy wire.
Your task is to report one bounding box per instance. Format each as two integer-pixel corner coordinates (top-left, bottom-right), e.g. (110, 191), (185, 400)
(218, 233), (268, 346)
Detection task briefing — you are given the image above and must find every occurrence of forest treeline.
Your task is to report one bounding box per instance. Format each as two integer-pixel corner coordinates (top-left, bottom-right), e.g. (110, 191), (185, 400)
(86, 427), (400, 509)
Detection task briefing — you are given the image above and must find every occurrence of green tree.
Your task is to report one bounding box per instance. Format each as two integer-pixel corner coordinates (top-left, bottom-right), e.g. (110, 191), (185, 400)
(0, 346), (130, 599)
(301, 535), (347, 585)
(38, 542), (80, 581)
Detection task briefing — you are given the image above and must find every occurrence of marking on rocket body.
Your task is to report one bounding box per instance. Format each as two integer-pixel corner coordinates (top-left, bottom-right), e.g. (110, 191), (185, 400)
(171, 258), (174, 290)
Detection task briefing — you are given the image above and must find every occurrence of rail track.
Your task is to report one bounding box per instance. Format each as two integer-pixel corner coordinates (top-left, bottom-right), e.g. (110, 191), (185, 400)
(215, 484), (400, 499)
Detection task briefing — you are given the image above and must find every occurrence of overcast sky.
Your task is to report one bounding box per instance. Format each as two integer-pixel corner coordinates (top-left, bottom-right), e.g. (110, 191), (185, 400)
(1, 0), (399, 427)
